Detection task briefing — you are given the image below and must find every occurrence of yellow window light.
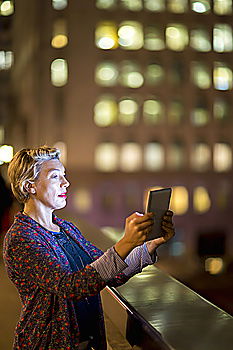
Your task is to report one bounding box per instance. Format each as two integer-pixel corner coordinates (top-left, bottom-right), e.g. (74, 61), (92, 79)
(144, 0), (166, 12)
(0, 1), (14, 16)
(191, 0), (210, 13)
(52, 0), (67, 10)
(213, 143), (232, 172)
(0, 145), (13, 163)
(120, 142), (142, 172)
(95, 143), (119, 172)
(214, 63), (233, 90)
(95, 22), (118, 50)
(51, 58), (68, 87)
(205, 257), (224, 274)
(193, 186), (211, 213)
(170, 186), (189, 215)
(214, 0), (232, 15)
(118, 21), (143, 50)
(118, 99), (138, 126)
(94, 96), (118, 127)
(95, 62), (118, 86)
(166, 24), (188, 51)
(51, 19), (68, 49)
(52, 34), (68, 49)
(144, 143), (165, 171)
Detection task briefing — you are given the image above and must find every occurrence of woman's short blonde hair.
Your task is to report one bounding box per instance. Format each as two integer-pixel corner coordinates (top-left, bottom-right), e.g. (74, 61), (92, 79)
(8, 145), (60, 203)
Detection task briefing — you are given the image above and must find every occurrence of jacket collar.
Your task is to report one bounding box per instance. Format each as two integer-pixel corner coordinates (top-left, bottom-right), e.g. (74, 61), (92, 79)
(15, 211), (91, 255)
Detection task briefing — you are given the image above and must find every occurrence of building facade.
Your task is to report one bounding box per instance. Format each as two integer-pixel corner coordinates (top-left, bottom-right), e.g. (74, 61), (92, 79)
(3, 0), (233, 273)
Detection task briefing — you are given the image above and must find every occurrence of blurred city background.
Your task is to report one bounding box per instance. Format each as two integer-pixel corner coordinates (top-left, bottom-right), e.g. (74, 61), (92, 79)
(1, 0), (233, 347)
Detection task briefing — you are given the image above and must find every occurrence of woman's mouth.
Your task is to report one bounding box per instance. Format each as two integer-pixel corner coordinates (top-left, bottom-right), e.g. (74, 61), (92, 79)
(58, 193), (67, 198)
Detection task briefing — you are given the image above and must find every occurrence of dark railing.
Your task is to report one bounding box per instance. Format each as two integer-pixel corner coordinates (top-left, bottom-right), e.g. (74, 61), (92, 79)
(102, 266), (233, 350)
(65, 213), (233, 350)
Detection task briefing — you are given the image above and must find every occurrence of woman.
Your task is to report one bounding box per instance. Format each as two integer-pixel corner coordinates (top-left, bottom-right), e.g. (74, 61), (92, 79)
(3, 146), (175, 350)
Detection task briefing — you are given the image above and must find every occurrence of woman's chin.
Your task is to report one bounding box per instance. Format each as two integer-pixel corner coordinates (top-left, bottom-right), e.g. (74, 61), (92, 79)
(55, 201), (67, 210)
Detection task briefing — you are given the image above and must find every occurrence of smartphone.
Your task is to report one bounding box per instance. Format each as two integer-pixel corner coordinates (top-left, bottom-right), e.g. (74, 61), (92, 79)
(145, 187), (172, 240)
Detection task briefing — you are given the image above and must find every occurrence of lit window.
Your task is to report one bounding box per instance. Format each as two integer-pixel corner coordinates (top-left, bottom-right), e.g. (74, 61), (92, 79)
(52, 0), (67, 10)
(51, 58), (68, 87)
(191, 107), (209, 126)
(0, 1), (14, 16)
(191, 0), (211, 13)
(213, 142), (232, 172)
(120, 142), (142, 172)
(213, 24), (233, 53)
(143, 99), (164, 124)
(94, 95), (117, 127)
(53, 141), (67, 165)
(0, 51), (13, 70)
(95, 21), (118, 50)
(166, 24), (189, 51)
(213, 0), (232, 15)
(95, 142), (119, 172)
(214, 62), (233, 90)
(95, 62), (118, 86)
(167, 0), (188, 13)
(170, 186), (188, 215)
(205, 257), (224, 275)
(118, 98), (138, 126)
(191, 98), (209, 126)
(144, 27), (165, 51)
(190, 29), (211, 52)
(120, 0), (143, 11)
(144, 142), (165, 171)
(168, 100), (184, 124)
(73, 188), (92, 214)
(120, 60), (144, 88)
(213, 98), (230, 122)
(96, 0), (116, 9)
(167, 141), (185, 170)
(193, 186), (211, 213)
(191, 62), (211, 89)
(118, 21), (144, 50)
(145, 64), (164, 85)
(51, 19), (68, 48)
(191, 142), (211, 171)
(144, 0), (166, 12)
(0, 145), (13, 163)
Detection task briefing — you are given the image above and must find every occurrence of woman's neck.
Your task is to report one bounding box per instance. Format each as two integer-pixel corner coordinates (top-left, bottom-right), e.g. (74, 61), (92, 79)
(23, 201), (59, 232)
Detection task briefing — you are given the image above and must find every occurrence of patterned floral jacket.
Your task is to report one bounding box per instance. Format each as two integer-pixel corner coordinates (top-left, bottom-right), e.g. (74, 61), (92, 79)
(3, 212), (130, 350)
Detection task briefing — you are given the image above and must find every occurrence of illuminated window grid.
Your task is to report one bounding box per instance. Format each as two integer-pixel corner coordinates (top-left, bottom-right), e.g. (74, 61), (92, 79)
(94, 1), (233, 178)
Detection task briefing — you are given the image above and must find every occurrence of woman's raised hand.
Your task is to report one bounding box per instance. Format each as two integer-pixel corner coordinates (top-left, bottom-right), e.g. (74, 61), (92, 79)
(114, 212), (154, 260)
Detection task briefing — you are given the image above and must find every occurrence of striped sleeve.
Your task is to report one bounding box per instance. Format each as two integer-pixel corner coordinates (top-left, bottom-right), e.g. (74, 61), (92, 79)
(90, 247), (128, 281)
(90, 243), (157, 281)
(122, 243), (157, 277)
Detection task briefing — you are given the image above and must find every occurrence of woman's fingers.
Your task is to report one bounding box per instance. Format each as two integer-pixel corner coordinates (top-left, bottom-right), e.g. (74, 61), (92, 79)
(124, 212), (154, 248)
(135, 219), (154, 231)
(161, 210), (175, 242)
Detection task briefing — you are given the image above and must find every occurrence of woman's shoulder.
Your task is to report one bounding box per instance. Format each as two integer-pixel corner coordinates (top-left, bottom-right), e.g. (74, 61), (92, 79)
(5, 212), (49, 246)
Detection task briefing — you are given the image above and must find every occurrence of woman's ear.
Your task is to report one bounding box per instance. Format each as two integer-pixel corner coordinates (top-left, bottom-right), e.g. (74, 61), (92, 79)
(24, 181), (36, 195)
(30, 187), (36, 194)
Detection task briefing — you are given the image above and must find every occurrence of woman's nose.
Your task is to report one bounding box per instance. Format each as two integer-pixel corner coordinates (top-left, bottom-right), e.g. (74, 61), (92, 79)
(62, 176), (70, 188)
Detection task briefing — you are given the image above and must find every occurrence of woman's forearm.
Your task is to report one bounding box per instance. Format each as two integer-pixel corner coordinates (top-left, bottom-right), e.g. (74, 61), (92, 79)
(114, 237), (135, 260)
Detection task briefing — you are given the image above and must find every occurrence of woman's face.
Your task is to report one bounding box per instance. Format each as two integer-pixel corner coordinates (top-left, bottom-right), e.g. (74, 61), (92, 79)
(31, 159), (70, 211)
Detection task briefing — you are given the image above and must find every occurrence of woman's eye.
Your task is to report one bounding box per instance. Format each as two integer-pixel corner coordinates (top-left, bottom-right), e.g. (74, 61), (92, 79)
(51, 174), (58, 179)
